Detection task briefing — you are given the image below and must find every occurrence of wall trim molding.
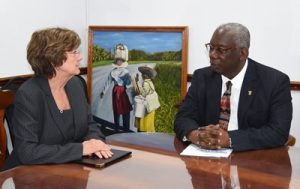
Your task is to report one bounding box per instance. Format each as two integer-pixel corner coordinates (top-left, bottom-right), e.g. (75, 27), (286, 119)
(0, 67), (87, 87)
(0, 68), (299, 91)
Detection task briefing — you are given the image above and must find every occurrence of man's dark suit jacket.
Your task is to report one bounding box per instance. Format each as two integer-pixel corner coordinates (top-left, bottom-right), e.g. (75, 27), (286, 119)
(3, 76), (105, 170)
(174, 58), (293, 152)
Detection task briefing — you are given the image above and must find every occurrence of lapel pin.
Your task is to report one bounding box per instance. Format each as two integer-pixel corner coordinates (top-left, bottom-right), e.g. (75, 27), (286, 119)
(248, 90), (252, 96)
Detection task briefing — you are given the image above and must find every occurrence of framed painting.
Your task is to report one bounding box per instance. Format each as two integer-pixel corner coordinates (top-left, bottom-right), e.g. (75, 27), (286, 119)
(87, 26), (188, 133)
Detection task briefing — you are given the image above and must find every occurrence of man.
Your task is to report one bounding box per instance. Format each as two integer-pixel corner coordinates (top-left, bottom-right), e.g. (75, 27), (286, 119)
(174, 23), (292, 152)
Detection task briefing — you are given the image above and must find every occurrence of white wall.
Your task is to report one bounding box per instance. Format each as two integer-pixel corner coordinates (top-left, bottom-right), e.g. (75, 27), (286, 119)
(1, 0), (299, 146)
(87, 0), (300, 81)
(87, 0), (300, 146)
(0, 0), (87, 77)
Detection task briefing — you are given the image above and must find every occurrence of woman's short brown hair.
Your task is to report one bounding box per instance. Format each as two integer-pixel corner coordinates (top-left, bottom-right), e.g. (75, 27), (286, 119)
(27, 27), (81, 78)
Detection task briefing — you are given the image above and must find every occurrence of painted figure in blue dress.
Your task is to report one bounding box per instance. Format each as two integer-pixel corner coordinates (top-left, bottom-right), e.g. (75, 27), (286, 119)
(100, 44), (133, 131)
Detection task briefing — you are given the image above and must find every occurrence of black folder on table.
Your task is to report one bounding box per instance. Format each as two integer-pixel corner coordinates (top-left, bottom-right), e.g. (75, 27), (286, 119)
(77, 149), (132, 168)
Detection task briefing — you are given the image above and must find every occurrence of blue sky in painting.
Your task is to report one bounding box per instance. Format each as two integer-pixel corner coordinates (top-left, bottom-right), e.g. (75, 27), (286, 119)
(93, 31), (182, 53)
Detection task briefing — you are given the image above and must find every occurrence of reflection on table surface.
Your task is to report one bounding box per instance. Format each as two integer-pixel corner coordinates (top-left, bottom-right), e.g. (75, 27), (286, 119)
(0, 132), (299, 189)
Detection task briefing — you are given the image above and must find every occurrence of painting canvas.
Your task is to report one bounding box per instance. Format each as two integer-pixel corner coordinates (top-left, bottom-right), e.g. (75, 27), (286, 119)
(87, 26), (188, 133)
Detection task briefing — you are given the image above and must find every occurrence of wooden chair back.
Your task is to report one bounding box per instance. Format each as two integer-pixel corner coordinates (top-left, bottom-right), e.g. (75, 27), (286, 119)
(0, 90), (15, 168)
(286, 135), (296, 146)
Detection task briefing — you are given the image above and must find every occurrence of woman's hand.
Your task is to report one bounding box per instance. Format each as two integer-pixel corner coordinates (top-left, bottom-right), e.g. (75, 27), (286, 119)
(135, 73), (139, 82)
(82, 139), (113, 158)
(100, 92), (104, 99)
(94, 150), (114, 159)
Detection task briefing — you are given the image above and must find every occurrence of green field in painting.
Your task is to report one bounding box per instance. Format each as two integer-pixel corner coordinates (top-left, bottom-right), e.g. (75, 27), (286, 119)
(153, 62), (181, 133)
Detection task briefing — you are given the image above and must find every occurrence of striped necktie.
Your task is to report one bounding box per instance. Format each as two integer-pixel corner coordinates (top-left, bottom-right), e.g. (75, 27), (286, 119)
(219, 81), (232, 130)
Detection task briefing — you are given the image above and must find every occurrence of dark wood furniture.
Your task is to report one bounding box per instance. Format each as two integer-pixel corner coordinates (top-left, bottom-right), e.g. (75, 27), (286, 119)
(1, 69), (299, 91)
(287, 135), (296, 146)
(0, 133), (299, 189)
(0, 90), (15, 169)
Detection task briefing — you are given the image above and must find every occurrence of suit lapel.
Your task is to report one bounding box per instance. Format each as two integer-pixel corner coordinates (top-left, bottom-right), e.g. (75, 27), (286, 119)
(238, 59), (258, 128)
(206, 73), (222, 124)
(36, 77), (67, 140)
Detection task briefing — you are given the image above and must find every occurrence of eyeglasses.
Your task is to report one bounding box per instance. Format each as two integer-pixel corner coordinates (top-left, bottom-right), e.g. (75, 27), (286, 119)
(67, 49), (81, 55)
(205, 43), (238, 55)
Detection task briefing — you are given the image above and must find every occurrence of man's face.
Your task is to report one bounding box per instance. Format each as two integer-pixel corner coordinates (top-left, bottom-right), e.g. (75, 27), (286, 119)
(208, 29), (247, 79)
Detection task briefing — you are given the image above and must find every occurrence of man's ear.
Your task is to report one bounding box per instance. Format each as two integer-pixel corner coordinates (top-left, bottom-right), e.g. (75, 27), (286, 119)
(240, 48), (249, 61)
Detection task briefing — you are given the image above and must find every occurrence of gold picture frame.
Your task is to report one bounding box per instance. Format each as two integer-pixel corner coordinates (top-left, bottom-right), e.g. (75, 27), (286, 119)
(87, 26), (188, 132)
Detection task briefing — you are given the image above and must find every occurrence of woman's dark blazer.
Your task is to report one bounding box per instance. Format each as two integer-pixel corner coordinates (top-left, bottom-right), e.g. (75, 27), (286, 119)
(3, 76), (104, 170)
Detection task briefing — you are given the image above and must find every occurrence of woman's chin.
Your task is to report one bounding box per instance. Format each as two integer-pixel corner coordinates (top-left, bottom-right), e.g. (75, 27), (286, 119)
(74, 68), (81, 75)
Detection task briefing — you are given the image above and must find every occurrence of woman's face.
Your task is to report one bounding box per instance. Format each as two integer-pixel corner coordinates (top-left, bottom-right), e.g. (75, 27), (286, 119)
(58, 49), (82, 77)
(115, 58), (125, 66)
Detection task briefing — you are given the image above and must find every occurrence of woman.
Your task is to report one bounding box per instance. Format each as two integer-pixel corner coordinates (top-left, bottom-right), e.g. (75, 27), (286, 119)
(3, 27), (112, 171)
(100, 44), (133, 131)
(136, 66), (159, 132)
